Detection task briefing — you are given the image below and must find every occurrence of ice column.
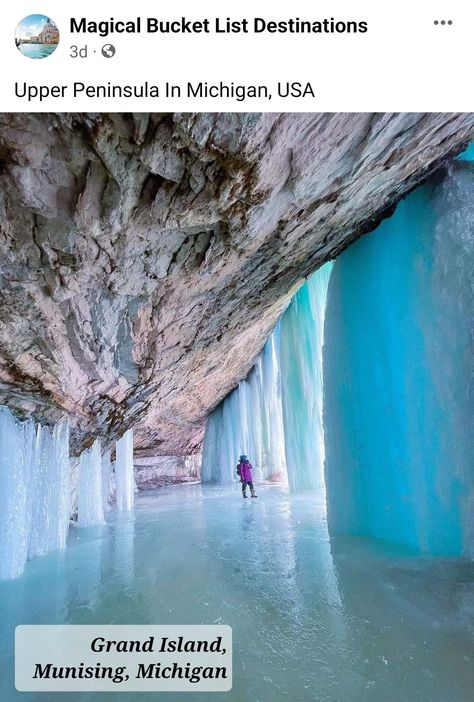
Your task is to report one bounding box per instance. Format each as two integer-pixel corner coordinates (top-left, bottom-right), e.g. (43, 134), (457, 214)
(78, 439), (105, 527)
(0, 408), (70, 580)
(0, 409), (35, 579)
(101, 450), (112, 513)
(259, 332), (287, 480)
(28, 421), (71, 559)
(115, 428), (135, 511)
(279, 263), (333, 492)
(324, 158), (474, 555)
(201, 404), (225, 482)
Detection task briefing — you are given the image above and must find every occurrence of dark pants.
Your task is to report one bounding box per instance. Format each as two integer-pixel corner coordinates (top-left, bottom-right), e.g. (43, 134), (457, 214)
(242, 480), (254, 495)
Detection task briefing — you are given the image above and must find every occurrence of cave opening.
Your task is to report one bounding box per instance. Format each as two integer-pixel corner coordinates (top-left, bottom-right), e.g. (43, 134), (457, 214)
(0, 149), (472, 572)
(0, 127), (473, 702)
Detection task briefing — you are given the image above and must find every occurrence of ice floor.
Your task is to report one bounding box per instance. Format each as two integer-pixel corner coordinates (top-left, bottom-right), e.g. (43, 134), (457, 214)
(1, 484), (473, 702)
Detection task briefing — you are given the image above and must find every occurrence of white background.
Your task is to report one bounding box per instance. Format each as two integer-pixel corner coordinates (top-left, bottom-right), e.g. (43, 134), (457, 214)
(0, 0), (473, 112)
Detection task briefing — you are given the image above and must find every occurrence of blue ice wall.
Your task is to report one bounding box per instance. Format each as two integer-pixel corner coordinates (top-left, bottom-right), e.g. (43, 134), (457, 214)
(201, 333), (287, 483)
(279, 264), (333, 491)
(202, 264), (332, 488)
(458, 142), (474, 161)
(324, 159), (474, 555)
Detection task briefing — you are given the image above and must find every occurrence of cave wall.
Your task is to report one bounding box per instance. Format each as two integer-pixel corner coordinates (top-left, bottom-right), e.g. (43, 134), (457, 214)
(0, 112), (473, 455)
(134, 455), (201, 490)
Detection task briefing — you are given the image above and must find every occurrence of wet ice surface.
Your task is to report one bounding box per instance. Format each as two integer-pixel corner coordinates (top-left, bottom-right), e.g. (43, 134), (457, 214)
(1, 484), (473, 702)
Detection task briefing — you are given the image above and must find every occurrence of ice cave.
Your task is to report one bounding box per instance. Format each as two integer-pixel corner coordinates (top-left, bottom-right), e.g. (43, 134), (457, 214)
(0, 114), (473, 702)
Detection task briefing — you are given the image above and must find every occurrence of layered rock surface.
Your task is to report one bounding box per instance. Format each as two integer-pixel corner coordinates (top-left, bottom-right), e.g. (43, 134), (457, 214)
(0, 112), (473, 455)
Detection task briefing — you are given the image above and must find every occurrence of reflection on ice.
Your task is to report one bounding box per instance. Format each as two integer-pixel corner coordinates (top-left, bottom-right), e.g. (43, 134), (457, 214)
(0, 484), (473, 701)
(78, 440), (105, 527)
(112, 513), (135, 588)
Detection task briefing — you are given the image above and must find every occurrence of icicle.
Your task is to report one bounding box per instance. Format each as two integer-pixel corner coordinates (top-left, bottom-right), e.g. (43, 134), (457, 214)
(201, 405), (224, 482)
(222, 390), (241, 482)
(248, 359), (265, 479)
(260, 332), (286, 480)
(115, 429), (134, 511)
(53, 421), (72, 551)
(78, 439), (105, 527)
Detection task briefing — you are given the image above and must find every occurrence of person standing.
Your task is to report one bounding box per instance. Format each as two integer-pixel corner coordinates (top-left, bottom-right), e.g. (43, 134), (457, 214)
(236, 454), (257, 498)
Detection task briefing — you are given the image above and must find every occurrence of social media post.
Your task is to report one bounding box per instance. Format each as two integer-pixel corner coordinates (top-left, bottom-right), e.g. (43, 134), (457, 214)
(1, 0), (473, 110)
(0, 2), (473, 702)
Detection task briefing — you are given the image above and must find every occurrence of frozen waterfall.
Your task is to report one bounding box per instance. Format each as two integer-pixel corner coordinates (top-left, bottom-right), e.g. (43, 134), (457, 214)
(78, 439), (105, 527)
(115, 429), (135, 511)
(279, 264), (332, 491)
(202, 264), (332, 488)
(0, 407), (70, 580)
(324, 157), (474, 555)
(202, 150), (473, 557)
(28, 421), (71, 560)
(0, 407), (139, 578)
(202, 333), (287, 483)
(102, 450), (113, 513)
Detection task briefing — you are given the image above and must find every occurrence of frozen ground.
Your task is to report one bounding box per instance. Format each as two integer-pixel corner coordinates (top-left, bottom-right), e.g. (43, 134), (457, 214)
(1, 484), (473, 702)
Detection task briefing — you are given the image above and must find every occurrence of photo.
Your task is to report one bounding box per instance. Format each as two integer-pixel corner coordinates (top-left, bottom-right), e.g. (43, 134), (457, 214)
(14, 15), (59, 59)
(0, 112), (473, 702)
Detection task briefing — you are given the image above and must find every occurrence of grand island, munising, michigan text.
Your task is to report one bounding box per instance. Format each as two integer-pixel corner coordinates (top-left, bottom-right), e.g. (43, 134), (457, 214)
(32, 635), (228, 684)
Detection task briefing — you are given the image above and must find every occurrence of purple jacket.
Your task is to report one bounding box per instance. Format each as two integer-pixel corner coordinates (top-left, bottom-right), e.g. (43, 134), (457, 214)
(238, 462), (253, 482)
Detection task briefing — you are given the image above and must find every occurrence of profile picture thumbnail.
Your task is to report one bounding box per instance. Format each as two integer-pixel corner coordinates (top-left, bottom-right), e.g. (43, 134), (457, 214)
(15, 15), (59, 59)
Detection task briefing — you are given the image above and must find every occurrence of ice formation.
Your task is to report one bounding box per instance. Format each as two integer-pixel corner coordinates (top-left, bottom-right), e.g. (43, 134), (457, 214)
(202, 341), (279, 482)
(77, 439), (105, 527)
(324, 158), (474, 555)
(101, 450), (113, 513)
(1, 146), (473, 583)
(115, 429), (135, 511)
(202, 333), (287, 483)
(0, 408), (70, 579)
(202, 152), (473, 557)
(279, 264), (332, 491)
(0, 409), (139, 577)
(202, 264), (332, 488)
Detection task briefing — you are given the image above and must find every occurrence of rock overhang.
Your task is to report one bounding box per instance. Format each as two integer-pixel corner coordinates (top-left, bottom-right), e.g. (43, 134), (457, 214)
(0, 112), (473, 455)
